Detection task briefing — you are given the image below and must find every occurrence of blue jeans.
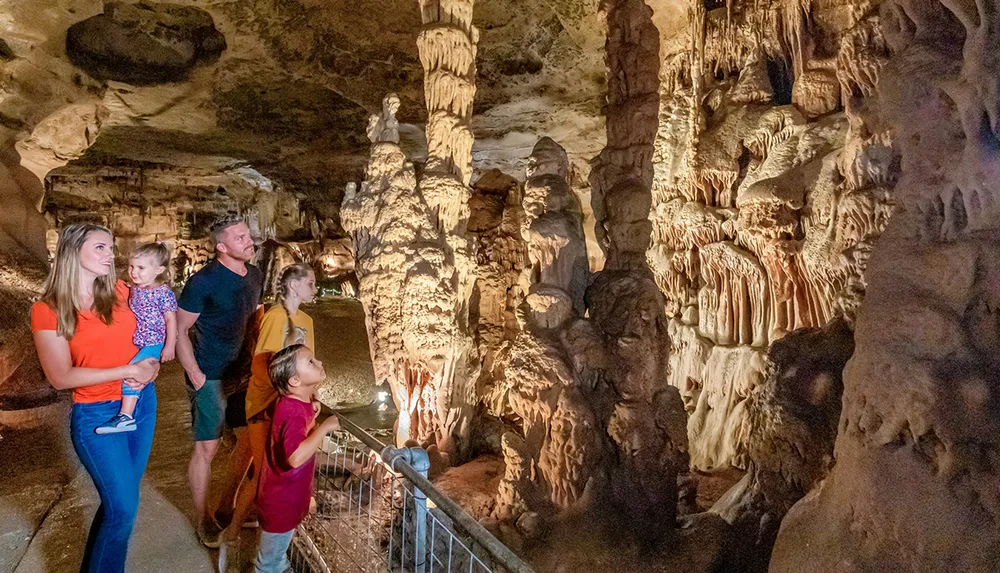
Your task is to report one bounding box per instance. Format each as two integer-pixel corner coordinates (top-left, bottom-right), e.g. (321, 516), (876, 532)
(255, 529), (294, 573)
(121, 344), (163, 398)
(71, 384), (157, 573)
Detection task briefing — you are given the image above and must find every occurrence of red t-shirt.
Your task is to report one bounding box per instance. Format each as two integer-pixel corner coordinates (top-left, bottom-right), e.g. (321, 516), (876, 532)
(31, 281), (139, 404)
(257, 395), (316, 533)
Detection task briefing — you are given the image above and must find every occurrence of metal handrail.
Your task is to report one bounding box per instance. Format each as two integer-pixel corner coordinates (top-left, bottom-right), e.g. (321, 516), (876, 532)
(334, 413), (536, 573)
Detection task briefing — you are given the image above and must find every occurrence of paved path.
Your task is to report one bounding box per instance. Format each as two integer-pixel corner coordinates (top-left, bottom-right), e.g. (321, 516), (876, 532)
(3, 362), (237, 573)
(1, 298), (376, 573)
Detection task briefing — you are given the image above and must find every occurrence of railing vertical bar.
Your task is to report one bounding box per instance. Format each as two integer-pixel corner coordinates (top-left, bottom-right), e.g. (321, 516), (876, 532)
(401, 483), (408, 570)
(387, 472), (395, 567)
(448, 533), (454, 572)
(429, 517), (436, 573)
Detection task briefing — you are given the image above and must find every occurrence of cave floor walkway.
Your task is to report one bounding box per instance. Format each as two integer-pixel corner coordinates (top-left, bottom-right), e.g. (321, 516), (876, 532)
(1, 361), (256, 573)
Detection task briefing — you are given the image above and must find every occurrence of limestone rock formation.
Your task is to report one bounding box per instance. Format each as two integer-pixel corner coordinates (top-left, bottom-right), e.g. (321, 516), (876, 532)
(646, 0), (895, 471)
(468, 170), (526, 395)
(66, 1), (226, 84)
(344, 62), (479, 461)
(710, 319), (853, 572)
(769, 0), (1000, 568)
(492, 139), (609, 527)
(491, 137), (688, 550)
(522, 138), (589, 316)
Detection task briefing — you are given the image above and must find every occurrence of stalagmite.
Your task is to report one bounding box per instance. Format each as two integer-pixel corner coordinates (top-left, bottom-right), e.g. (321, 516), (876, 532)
(343, 0), (483, 459)
(522, 138), (589, 316)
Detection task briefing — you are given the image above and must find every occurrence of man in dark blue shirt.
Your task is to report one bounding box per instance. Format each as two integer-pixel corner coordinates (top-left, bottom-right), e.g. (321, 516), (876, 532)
(177, 214), (262, 544)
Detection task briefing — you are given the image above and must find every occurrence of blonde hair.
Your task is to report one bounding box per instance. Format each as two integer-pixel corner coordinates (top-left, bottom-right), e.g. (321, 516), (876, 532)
(276, 263), (313, 306)
(131, 242), (172, 287)
(39, 223), (119, 339)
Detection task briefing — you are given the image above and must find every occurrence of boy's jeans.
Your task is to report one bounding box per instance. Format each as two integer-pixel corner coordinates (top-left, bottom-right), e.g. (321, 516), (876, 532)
(255, 529), (294, 573)
(121, 343), (163, 398)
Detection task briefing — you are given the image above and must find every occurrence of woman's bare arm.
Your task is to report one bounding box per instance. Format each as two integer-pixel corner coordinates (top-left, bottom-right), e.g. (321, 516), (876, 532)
(33, 330), (157, 390)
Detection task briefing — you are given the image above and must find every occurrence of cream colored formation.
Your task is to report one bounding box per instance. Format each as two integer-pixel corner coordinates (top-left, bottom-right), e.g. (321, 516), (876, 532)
(649, 0), (894, 471)
(343, 0), (480, 461)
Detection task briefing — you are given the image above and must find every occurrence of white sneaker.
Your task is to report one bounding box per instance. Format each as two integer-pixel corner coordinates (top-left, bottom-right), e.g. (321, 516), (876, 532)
(95, 413), (136, 434)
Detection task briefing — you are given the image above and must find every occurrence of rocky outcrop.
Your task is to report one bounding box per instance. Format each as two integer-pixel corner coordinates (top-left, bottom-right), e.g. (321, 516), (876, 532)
(769, 0), (1000, 569)
(66, 1), (226, 84)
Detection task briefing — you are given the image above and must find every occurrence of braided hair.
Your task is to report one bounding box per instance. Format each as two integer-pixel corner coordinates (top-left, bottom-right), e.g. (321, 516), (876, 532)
(274, 263), (313, 312)
(275, 263), (314, 322)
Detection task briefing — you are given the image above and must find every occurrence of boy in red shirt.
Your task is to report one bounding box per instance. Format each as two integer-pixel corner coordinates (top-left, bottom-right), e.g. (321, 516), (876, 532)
(254, 344), (339, 572)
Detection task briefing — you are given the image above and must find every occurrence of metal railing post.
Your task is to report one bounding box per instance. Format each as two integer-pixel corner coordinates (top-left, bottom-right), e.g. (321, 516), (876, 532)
(383, 446), (430, 573)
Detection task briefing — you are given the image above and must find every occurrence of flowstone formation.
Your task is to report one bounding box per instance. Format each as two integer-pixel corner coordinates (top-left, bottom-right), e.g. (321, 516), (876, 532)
(647, 0), (895, 471)
(768, 0), (1000, 569)
(343, 0), (480, 461)
(490, 137), (688, 547)
(467, 170), (527, 395)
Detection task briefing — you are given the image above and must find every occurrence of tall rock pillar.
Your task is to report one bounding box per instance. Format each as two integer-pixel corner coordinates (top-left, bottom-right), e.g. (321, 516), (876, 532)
(343, 0), (481, 463)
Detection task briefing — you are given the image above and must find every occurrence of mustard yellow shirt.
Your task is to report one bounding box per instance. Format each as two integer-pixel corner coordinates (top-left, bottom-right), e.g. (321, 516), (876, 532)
(245, 304), (315, 419)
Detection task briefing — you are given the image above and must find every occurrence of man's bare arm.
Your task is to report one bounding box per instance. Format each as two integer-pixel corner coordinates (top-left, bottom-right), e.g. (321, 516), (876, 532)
(176, 308), (205, 389)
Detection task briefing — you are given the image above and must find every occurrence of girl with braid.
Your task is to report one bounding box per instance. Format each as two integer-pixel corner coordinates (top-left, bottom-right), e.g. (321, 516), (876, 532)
(218, 263), (318, 548)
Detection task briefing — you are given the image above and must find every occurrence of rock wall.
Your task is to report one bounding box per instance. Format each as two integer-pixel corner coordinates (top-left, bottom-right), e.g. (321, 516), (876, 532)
(43, 162), (314, 282)
(649, 0), (895, 471)
(769, 0), (1000, 569)
(0, 2), (108, 413)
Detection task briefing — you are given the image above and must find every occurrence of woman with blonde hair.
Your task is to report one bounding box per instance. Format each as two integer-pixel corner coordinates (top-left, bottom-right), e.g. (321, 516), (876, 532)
(216, 262), (318, 551)
(31, 222), (160, 573)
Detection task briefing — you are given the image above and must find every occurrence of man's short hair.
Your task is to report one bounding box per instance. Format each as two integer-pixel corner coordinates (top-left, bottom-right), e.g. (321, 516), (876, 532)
(209, 214), (246, 250)
(269, 344), (305, 396)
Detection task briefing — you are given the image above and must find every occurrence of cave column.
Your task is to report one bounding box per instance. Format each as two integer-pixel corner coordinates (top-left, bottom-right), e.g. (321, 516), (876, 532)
(589, 0), (661, 271)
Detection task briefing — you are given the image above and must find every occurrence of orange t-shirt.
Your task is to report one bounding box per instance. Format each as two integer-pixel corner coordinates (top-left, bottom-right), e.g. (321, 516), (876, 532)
(31, 280), (140, 403)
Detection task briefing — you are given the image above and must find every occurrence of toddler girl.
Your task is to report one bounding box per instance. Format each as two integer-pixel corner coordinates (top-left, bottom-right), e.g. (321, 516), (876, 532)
(96, 242), (178, 434)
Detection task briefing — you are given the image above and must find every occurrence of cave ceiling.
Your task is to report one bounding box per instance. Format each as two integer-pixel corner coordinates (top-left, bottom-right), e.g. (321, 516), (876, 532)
(5, 0), (686, 215)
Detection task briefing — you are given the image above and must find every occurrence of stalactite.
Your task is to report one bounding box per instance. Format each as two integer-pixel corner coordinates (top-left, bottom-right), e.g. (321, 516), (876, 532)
(686, 0), (708, 208)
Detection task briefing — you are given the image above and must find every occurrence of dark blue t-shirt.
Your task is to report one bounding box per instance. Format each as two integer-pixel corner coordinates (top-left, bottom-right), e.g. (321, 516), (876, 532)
(179, 260), (263, 380)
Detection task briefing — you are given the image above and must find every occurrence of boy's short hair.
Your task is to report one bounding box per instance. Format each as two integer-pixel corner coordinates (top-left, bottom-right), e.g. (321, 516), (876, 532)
(269, 344), (305, 396)
(209, 214), (246, 250)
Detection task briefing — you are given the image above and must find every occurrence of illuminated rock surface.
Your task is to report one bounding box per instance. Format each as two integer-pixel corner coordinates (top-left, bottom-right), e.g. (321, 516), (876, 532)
(0, 0), (996, 570)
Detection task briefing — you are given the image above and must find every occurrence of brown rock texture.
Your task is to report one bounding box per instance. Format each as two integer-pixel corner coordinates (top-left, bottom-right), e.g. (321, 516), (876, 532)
(66, 1), (226, 84)
(646, 0), (895, 471)
(768, 0), (1000, 568)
